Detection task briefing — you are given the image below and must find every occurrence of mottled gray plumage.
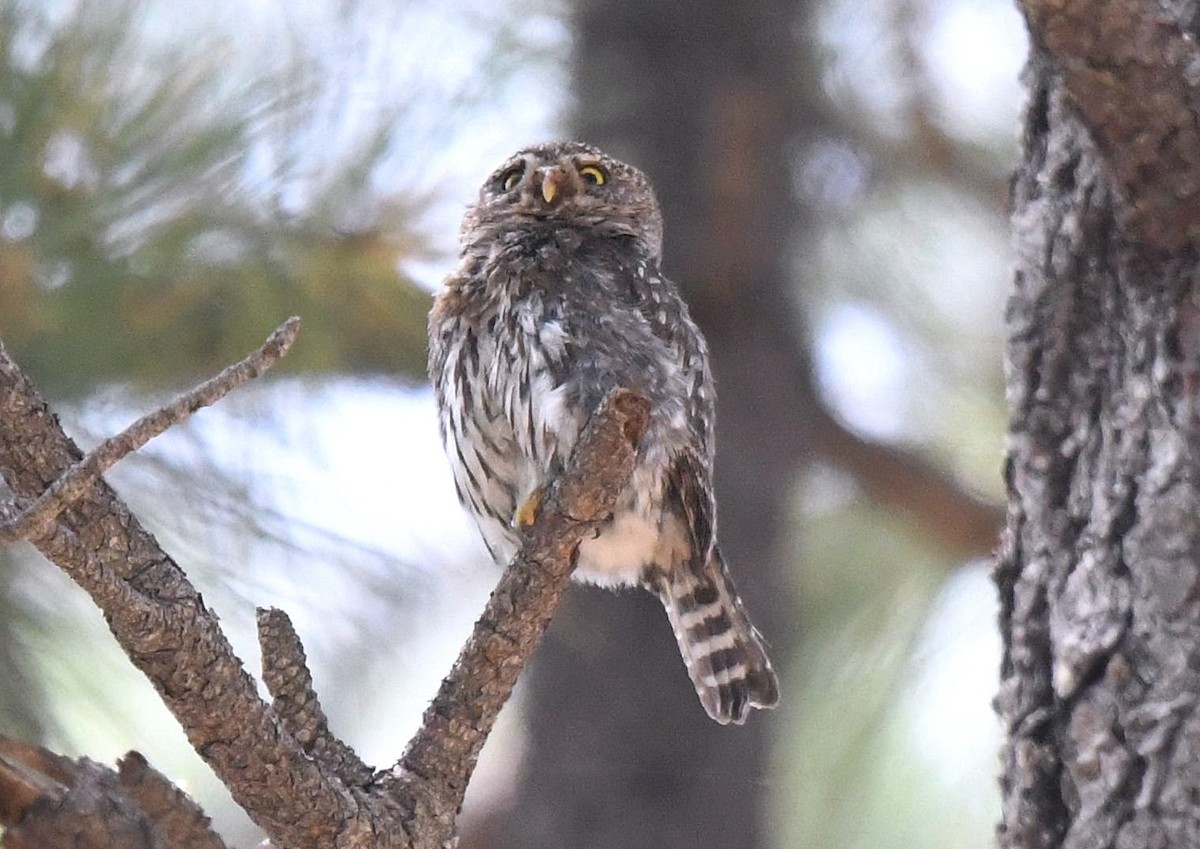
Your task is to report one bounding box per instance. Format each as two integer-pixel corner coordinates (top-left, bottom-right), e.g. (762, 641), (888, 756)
(428, 141), (778, 724)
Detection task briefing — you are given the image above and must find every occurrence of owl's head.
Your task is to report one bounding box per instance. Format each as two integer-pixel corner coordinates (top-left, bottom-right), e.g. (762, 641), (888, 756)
(463, 141), (664, 260)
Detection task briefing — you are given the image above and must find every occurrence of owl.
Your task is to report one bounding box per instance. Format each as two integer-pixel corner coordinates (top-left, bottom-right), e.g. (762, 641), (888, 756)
(428, 141), (779, 724)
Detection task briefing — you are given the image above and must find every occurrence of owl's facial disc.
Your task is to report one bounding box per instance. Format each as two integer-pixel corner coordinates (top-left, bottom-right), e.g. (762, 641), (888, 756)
(468, 142), (664, 259)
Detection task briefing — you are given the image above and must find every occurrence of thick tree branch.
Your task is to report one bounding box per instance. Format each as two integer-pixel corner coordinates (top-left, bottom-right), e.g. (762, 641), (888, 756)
(812, 406), (1004, 561)
(0, 325), (350, 849)
(0, 316), (649, 848)
(1018, 0), (1200, 249)
(0, 736), (228, 849)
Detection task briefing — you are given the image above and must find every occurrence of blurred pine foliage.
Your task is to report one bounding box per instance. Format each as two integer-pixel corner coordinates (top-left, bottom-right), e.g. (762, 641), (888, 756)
(0, 0), (432, 396)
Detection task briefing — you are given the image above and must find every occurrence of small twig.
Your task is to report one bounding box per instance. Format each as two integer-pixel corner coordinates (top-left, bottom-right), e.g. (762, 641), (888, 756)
(0, 317), (300, 545)
(257, 607), (374, 788)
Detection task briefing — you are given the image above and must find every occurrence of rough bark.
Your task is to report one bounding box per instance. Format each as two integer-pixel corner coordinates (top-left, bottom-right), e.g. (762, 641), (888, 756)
(0, 322), (648, 848)
(998, 3), (1200, 847)
(1016, 0), (1200, 250)
(0, 738), (228, 849)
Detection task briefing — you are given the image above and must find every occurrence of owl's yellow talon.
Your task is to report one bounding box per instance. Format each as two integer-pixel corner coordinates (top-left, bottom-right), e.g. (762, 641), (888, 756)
(515, 487), (545, 531)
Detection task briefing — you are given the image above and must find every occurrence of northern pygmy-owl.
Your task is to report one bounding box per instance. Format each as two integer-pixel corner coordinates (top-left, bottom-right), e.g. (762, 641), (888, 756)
(428, 141), (779, 724)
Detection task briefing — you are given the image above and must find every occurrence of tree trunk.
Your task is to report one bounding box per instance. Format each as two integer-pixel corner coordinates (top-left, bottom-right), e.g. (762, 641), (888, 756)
(998, 5), (1200, 846)
(495, 1), (815, 847)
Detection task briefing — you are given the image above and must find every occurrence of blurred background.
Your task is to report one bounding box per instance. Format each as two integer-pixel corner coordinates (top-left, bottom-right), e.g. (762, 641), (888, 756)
(0, 0), (1024, 846)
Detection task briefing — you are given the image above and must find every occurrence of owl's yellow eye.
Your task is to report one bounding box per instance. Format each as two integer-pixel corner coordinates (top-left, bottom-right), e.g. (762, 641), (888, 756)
(579, 164), (607, 186)
(499, 167), (523, 192)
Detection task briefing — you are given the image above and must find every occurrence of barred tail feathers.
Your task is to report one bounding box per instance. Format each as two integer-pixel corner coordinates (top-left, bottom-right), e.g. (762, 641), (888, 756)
(655, 547), (779, 725)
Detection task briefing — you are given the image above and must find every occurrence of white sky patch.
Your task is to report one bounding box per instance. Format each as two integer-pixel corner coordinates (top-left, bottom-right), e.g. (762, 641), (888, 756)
(923, 0), (1027, 140)
(903, 562), (1002, 798)
(815, 303), (911, 439)
(144, 379), (486, 569)
(266, 382), (478, 561)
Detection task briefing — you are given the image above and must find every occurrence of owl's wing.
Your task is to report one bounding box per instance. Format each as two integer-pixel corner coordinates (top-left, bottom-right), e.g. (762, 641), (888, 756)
(666, 448), (714, 562)
(427, 274), (468, 388)
(626, 266), (716, 459)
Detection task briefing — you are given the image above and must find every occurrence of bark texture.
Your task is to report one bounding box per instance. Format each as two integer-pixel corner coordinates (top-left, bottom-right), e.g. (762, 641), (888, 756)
(999, 3), (1200, 846)
(0, 323), (648, 848)
(0, 738), (228, 849)
(1016, 0), (1200, 250)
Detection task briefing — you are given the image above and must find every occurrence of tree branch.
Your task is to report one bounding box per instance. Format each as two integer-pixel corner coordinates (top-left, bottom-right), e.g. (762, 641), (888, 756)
(0, 736), (229, 849)
(812, 406), (1004, 561)
(0, 324), (349, 848)
(0, 317), (300, 545)
(0, 314), (650, 848)
(389, 389), (650, 822)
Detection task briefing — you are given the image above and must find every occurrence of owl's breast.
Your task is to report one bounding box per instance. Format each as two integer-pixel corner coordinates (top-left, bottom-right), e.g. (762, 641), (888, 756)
(435, 241), (707, 572)
(469, 286), (584, 486)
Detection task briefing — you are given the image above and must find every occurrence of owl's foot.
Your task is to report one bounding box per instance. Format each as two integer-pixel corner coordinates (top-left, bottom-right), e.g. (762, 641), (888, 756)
(515, 487), (545, 531)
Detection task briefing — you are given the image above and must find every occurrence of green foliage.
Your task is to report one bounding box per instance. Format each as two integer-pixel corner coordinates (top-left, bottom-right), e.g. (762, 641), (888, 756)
(778, 497), (1000, 849)
(0, 0), (431, 396)
(0, 550), (51, 742)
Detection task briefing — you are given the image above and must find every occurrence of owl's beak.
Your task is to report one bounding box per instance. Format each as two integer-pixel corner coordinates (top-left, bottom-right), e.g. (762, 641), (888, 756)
(540, 167), (569, 206)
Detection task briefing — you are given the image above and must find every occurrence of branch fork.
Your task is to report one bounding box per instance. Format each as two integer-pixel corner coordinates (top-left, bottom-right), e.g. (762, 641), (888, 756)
(0, 315), (649, 849)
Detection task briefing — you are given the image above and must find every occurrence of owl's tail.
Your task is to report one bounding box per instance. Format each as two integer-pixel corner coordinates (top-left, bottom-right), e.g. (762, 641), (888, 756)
(655, 546), (780, 724)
